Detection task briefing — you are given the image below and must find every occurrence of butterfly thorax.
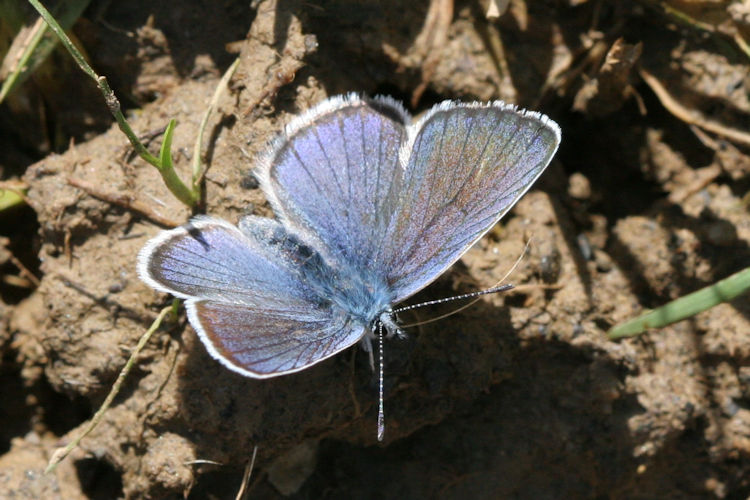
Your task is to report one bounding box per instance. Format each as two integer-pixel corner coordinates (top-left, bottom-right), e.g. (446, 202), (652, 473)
(266, 223), (396, 332)
(309, 260), (395, 333)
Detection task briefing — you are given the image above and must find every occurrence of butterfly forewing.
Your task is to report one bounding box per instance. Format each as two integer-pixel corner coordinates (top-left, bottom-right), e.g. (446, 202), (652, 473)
(260, 97), (559, 305)
(384, 104), (561, 302)
(258, 94), (408, 274)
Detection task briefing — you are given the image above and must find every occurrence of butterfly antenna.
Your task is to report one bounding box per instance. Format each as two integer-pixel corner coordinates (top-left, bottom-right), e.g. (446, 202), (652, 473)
(394, 285), (514, 313)
(394, 236), (533, 327)
(377, 321), (386, 442)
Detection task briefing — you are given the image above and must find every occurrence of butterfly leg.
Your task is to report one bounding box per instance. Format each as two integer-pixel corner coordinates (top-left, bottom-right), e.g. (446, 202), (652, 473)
(378, 312), (406, 339)
(360, 334), (376, 371)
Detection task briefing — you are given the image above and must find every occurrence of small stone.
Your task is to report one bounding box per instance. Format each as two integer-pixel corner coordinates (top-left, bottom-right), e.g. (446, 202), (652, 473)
(568, 172), (592, 200)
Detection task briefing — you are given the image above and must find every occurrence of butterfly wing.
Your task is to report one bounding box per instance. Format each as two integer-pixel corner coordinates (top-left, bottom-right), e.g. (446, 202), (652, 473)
(260, 95), (560, 305)
(137, 216), (365, 378)
(186, 299), (359, 378)
(384, 102), (561, 301)
(256, 93), (409, 275)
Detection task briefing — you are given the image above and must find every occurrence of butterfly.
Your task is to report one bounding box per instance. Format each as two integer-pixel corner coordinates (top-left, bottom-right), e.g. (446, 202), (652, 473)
(138, 93), (560, 428)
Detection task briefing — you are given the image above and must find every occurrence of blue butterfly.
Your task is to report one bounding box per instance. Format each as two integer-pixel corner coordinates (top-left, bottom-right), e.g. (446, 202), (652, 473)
(138, 93), (560, 381)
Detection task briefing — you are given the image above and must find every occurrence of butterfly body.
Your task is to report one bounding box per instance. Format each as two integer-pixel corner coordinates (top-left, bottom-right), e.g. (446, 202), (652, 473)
(138, 93), (560, 379)
(243, 214), (398, 340)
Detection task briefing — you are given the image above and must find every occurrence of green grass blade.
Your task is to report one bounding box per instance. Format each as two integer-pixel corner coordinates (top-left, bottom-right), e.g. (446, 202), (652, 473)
(0, 186), (26, 211)
(26, 0), (200, 208)
(0, 0), (91, 103)
(608, 267), (750, 339)
(156, 119), (197, 206)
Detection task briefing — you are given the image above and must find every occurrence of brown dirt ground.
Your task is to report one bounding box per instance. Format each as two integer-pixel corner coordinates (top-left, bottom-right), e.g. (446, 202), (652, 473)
(2, 0), (750, 498)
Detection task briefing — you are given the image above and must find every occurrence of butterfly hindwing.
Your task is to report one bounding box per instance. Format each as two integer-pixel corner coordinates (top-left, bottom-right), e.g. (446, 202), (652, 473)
(137, 216), (366, 377)
(188, 299), (362, 378)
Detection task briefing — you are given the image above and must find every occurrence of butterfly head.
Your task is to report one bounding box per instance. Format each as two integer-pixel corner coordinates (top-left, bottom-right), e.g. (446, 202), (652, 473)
(376, 311), (405, 339)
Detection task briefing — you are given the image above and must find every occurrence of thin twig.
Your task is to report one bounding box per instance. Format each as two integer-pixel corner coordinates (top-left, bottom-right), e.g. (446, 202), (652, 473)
(241, 59), (302, 118)
(5, 250), (41, 287)
(410, 0), (453, 107)
(234, 446), (259, 500)
(67, 177), (180, 228)
(639, 68), (750, 147)
(46, 305), (174, 473)
(650, 0), (750, 59)
(192, 57), (240, 188)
